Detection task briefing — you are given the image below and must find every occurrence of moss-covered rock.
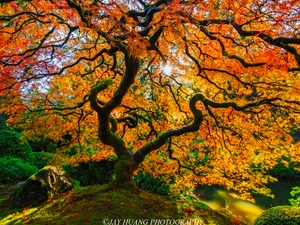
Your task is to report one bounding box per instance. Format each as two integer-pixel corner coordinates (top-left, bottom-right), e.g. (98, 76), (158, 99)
(11, 166), (73, 208)
(254, 206), (300, 225)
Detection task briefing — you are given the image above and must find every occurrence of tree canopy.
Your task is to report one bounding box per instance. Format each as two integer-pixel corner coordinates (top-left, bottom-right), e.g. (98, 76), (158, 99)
(0, 0), (300, 200)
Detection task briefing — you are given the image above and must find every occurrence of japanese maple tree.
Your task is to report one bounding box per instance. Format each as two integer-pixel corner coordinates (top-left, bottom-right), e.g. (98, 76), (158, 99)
(0, 0), (300, 200)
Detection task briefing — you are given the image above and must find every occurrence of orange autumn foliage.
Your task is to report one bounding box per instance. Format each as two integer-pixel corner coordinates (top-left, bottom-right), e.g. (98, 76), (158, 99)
(0, 0), (300, 199)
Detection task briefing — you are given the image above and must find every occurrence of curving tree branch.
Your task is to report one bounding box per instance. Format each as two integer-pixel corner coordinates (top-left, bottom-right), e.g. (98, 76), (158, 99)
(199, 26), (266, 68)
(134, 93), (205, 163)
(229, 20), (300, 69)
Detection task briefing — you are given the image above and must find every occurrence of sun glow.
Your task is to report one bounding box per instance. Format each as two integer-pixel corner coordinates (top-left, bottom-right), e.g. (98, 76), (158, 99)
(162, 64), (173, 75)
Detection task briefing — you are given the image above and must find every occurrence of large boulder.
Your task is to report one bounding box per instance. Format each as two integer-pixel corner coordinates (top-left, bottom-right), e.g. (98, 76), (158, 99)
(11, 166), (73, 207)
(254, 206), (300, 225)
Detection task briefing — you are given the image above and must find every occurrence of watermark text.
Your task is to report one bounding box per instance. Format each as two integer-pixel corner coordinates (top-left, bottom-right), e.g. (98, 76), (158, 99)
(102, 219), (204, 225)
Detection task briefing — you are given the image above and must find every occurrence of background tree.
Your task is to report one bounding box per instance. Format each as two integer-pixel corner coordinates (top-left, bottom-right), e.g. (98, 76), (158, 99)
(0, 0), (300, 200)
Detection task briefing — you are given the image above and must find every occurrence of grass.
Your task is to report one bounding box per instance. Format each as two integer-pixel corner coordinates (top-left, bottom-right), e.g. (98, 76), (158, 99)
(0, 183), (242, 225)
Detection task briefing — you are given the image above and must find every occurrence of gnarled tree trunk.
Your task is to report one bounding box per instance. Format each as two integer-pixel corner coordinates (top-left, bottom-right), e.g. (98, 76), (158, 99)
(113, 153), (138, 188)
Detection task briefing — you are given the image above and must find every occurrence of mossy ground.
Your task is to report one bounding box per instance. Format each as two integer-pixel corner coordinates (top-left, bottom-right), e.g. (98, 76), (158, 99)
(0, 183), (242, 225)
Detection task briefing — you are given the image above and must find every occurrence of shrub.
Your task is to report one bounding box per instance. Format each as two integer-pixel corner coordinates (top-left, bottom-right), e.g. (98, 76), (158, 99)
(32, 152), (53, 169)
(134, 171), (170, 196)
(0, 113), (8, 130)
(289, 186), (300, 206)
(0, 157), (39, 183)
(63, 159), (116, 186)
(28, 137), (57, 153)
(254, 206), (300, 225)
(269, 156), (299, 179)
(0, 130), (34, 162)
